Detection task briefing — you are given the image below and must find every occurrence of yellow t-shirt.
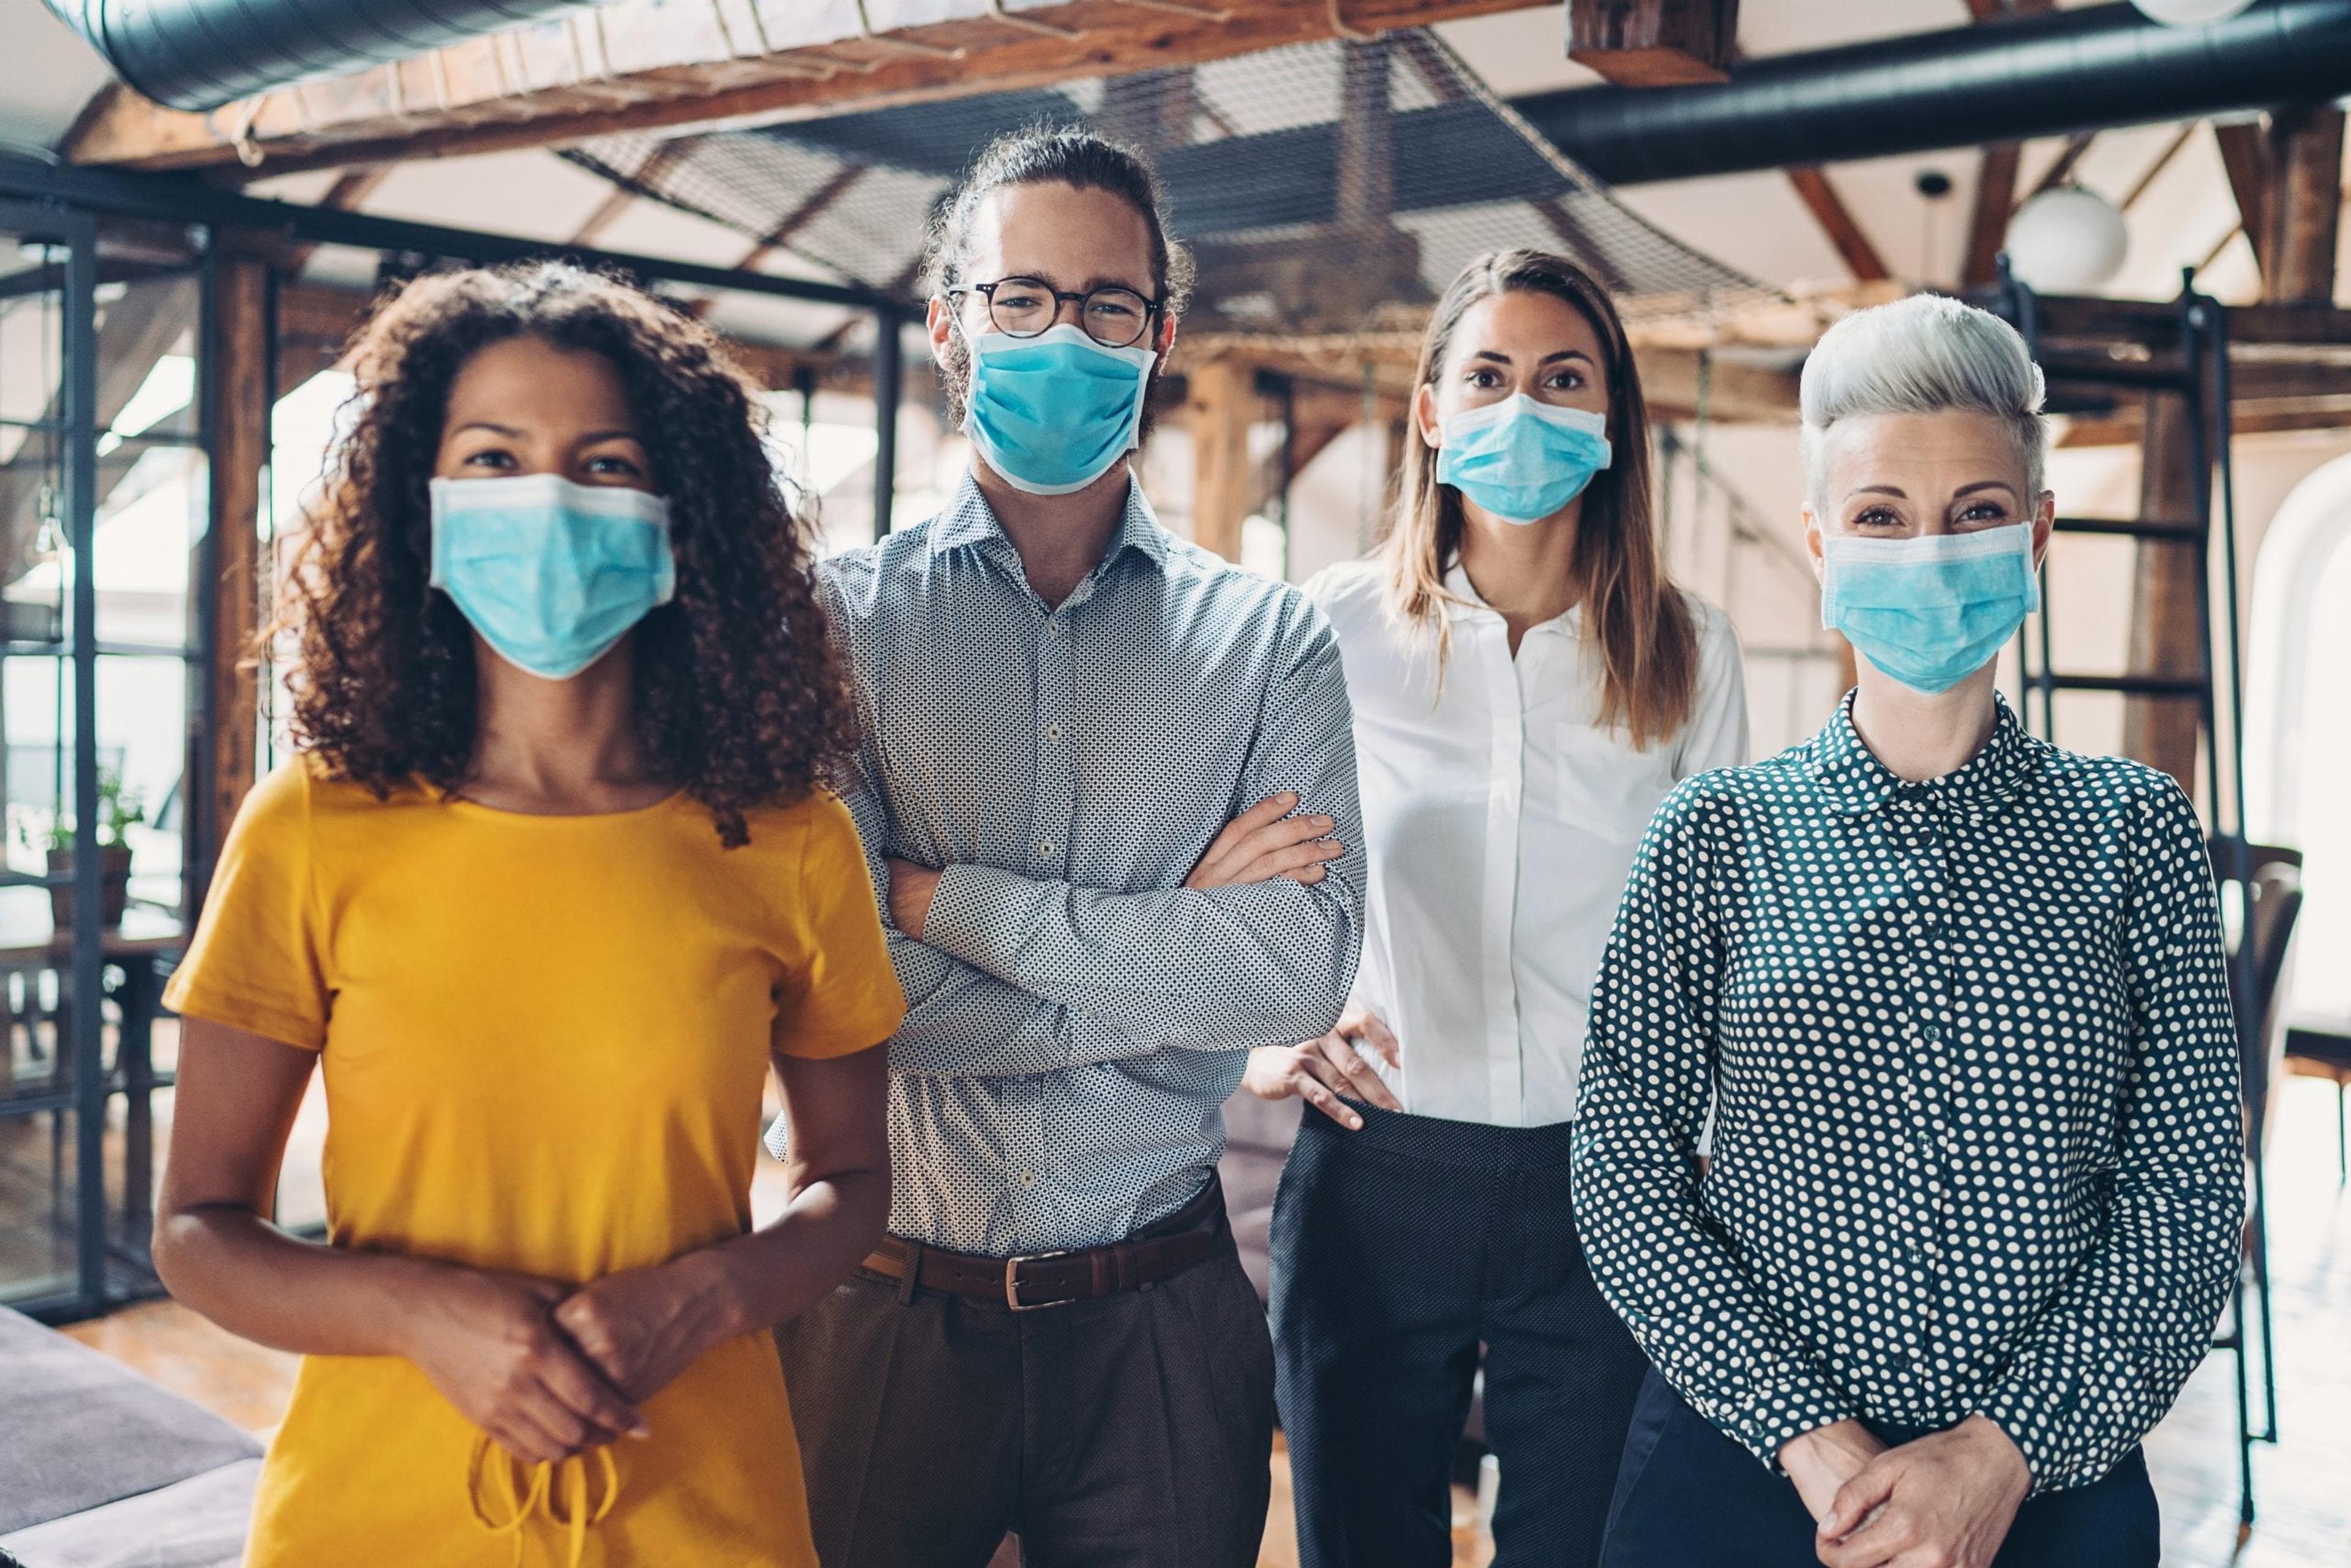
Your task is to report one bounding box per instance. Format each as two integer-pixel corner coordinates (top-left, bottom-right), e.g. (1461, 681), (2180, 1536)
(162, 757), (904, 1568)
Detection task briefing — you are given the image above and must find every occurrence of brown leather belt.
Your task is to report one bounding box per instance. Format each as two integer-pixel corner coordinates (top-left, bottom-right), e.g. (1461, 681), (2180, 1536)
(859, 1179), (1228, 1311)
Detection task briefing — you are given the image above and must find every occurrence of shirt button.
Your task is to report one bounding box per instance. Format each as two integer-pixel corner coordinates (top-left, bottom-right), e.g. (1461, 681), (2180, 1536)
(1922, 1024), (1944, 1044)
(1038, 839), (1056, 858)
(1043, 621), (1060, 636)
(1043, 724), (1065, 741)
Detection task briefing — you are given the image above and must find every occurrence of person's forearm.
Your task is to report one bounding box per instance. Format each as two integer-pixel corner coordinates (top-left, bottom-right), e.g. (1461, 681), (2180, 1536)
(697, 1166), (891, 1338)
(921, 867), (1359, 1049)
(154, 1205), (448, 1360)
(887, 935), (1164, 1077)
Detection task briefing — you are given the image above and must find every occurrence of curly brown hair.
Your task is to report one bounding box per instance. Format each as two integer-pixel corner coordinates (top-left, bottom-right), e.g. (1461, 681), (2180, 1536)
(282, 261), (852, 846)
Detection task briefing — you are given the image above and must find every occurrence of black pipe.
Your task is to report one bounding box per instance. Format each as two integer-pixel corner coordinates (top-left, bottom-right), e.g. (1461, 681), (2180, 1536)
(0, 151), (923, 317)
(42, 0), (604, 113)
(1520, 0), (2351, 187)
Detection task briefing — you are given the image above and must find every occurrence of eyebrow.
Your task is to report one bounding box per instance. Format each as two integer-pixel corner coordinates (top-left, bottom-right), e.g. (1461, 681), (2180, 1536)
(451, 421), (643, 445)
(1468, 348), (1597, 367)
(997, 271), (1152, 296)
(1844, 479), (2022, 504)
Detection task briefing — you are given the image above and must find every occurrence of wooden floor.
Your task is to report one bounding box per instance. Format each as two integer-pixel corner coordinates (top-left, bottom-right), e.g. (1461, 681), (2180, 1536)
(30, 1079), (2351, 1567)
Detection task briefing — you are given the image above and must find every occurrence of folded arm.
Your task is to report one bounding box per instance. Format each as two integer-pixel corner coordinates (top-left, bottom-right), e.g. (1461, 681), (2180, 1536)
(911, 606), (1364, 1053)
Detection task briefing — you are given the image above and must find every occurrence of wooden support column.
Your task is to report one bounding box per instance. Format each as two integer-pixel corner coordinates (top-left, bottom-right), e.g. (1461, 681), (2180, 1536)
(2120, 394), (2204, 790)
(1187, 359), (1254, 563)
(2123, 107), (2339, 791)
(1569, 0), (1739, 86)
(194, 246), (272, 912)
(2268, 106), (2345, 304)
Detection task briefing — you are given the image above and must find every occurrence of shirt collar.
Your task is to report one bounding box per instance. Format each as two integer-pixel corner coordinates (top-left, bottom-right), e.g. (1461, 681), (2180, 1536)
(1439, 560), (1580, 632)
(1807, 688), (2042, 820)
(927, 469), (1172, 576)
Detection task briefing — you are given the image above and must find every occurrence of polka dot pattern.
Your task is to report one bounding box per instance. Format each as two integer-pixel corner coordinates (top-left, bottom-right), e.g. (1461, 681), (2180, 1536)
(1569, 691), (2246, 1493)
(792, 471), (1365, 1256)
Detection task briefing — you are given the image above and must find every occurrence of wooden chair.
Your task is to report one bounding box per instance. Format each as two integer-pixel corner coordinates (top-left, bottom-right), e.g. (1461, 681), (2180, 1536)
(2284, 1018), (2351, 1182)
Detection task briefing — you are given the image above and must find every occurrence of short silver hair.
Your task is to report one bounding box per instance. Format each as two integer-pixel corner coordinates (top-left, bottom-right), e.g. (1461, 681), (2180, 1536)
(1800, 293), (2048, 512)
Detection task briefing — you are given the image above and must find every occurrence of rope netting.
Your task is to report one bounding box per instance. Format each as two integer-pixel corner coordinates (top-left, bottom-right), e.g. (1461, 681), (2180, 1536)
(564, 29), (1779, 339)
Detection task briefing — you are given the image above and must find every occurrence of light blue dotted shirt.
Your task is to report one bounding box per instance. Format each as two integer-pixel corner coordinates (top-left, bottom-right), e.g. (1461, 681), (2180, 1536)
(787, 472), (1365, 1255)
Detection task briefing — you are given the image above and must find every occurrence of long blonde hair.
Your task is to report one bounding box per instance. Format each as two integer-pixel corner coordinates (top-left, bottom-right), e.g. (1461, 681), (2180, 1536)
(1381, 249), (1697, 751)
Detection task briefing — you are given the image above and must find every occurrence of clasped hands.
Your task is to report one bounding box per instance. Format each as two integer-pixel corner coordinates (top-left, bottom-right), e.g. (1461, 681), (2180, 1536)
(399, 1249), (740, 1468)
(885, 789), (1344, 940)
(1780, 1414), (2031, 1568)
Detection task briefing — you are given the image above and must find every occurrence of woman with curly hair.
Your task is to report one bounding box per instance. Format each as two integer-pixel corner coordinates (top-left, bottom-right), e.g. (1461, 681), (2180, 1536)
(151, 262), (905, 1567)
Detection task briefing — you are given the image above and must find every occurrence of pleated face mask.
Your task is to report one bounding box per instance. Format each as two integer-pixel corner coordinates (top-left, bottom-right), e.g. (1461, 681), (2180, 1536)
(1820, 520), (2041, 695)
(1436, 395), (1613, 524)
(961, 323), (1157, 497)
(429, 473), (676, 681)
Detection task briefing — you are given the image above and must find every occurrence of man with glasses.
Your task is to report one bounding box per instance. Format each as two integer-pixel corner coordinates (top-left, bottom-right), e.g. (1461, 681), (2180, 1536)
(773, 126), (1364, 1566)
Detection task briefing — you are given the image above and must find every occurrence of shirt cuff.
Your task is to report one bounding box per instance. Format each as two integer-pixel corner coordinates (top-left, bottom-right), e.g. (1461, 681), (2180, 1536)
(1974, 1346), (2087, 1494)
(1700, 1364), (1862, 1471)
(921, 863), (1039, 977)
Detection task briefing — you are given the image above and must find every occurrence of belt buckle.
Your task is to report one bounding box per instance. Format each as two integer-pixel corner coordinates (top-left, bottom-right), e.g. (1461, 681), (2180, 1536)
(1004, 1250), (1073, 1311)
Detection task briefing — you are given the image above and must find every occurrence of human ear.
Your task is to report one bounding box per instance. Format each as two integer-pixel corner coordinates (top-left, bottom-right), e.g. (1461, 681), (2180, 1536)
(1412, 381), (1442, 451)
(925, 295), (955, 361)
(2030, 490), (2055, 570)
(1803, 506), (1828, 585)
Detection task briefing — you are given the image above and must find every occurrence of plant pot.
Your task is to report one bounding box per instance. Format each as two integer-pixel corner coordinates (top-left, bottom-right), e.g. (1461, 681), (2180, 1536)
(48, 844), (132, 932)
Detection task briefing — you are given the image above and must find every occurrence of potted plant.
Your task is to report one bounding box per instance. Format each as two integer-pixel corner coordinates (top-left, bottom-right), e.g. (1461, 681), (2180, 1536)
(29, 769), (144, 931)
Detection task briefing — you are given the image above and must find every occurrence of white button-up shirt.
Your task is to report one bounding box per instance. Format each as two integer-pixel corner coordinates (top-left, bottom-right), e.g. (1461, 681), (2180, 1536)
(1308, 560), (1749, 1127)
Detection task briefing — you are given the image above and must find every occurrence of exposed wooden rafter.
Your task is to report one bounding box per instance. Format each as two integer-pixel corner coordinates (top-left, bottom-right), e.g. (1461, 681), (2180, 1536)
(2212, 119), (2273, 280)
(1568, 0), (1740, 88)
(1958, 0), (2053, 286)
(2266, 106), (2345, 304)
(66, 0), (1550, 177)
(1786, 167), (1891, 283)
(1962, 144), (2022, 286)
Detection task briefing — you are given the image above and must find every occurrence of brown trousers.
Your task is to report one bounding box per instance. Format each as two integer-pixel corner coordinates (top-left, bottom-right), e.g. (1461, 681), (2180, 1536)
(777, 1220), (1275, 1568)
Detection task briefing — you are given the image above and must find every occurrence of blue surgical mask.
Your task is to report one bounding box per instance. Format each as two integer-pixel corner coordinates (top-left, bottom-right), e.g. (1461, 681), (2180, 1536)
(1436, 395), (1613, 524)
(429, 473), (675, 681)
(1820, 520), (2040, 695)
(962, 323), (1157, 497)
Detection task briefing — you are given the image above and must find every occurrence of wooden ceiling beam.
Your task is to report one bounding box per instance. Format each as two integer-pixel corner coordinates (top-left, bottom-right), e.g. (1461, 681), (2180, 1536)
(1786, 166), (1891, 283)
(66, 0), (1550, 177)
(1956, 0), (2053, 285)
(2022, 130), (2098, 201)
(1962, 143), (2022, 287)
(1569, 0), (1740, 88)
(2267, 106), (2345, 305)
(2211, 119), (2273, 283)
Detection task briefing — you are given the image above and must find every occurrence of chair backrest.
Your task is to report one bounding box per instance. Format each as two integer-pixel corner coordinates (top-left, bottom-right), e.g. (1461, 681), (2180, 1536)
(2235, 852), (2304, 1155)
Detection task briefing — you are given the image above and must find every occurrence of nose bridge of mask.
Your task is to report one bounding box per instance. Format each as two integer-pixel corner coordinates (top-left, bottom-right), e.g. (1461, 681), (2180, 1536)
(1820, 522), (2038, 620)
(1443, 392), (1608, 445)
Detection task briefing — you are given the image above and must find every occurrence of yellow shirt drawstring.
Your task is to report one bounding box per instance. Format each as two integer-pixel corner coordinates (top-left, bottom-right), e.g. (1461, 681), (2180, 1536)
(467, 1433), (621, 1568)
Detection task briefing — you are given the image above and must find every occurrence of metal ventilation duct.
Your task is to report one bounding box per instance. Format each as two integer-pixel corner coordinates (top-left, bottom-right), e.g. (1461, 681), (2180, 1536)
(42, 0), (607, 113)
(1521, 0), (2351, 187)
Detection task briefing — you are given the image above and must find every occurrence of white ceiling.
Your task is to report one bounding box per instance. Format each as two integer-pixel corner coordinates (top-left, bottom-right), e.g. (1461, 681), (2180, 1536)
(0, 0), (116, 156)
(7, 0), (2337, 351)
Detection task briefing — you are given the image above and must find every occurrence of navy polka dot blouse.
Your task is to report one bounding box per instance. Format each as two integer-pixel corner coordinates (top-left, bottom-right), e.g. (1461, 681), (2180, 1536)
(1572, 691), (2246, 1493)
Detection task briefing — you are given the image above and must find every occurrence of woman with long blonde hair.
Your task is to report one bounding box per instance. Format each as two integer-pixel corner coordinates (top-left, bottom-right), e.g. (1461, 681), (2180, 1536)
(1244, 249), (1749, 1567)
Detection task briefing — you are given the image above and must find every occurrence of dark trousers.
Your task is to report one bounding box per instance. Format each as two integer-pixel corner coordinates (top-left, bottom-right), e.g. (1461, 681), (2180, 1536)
(1600, 1371), (2162, 1568)
(1271, 1104), (1649, 1568)
(776, 1205), (1275, 1568)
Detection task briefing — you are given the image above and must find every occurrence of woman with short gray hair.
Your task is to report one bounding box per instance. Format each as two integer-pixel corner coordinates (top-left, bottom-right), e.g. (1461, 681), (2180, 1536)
(1572, 293), (2244, 1568)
